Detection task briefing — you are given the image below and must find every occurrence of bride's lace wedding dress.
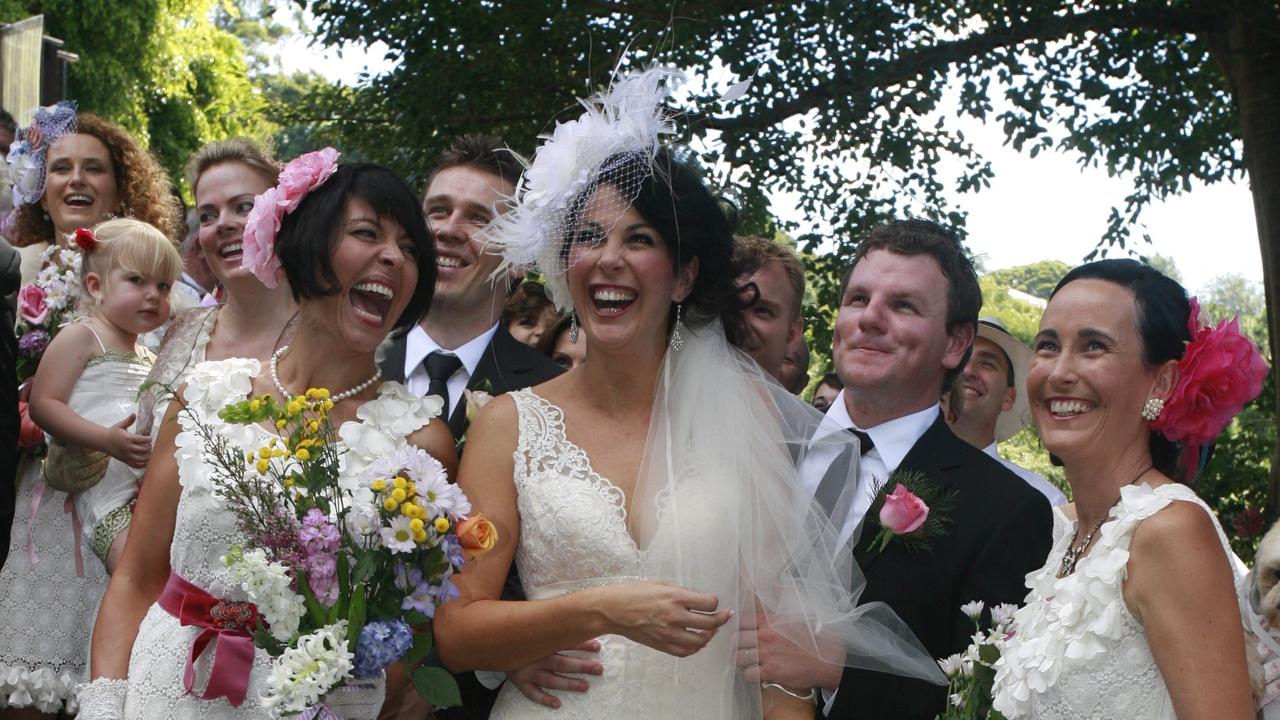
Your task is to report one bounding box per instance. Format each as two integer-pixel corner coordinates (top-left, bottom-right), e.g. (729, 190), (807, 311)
(992, 482), (1240, 719)
(489, 389), (743, 719)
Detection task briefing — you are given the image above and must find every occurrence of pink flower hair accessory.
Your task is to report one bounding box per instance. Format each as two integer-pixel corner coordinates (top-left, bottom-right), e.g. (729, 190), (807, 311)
(1150, 296), (1270, 449)
(242, 147), (340, 288)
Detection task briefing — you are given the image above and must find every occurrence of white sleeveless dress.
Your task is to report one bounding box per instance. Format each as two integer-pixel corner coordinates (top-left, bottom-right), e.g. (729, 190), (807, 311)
(488, 390), (745, 720)
(992, 482), (1240, 718)
(121, 358), (439, 718)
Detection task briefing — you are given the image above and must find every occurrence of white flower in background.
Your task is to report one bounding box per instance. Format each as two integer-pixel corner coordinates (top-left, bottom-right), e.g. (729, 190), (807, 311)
(261, 621), (354, 714)
(950, 693), (965, 708)
(223, 547), (305, 643)
(961, 600), (984, 621)
(938, 653), (964, 678)
(991, 603), (1018, 631)
(345, 503), (381, 546)
(380, 516), (417, 554)
(368, 446), (467, 518)
(356, 383), (443, 435)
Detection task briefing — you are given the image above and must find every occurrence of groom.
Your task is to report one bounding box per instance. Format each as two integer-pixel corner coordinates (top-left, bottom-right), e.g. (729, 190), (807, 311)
(750, 220), (1052, 719)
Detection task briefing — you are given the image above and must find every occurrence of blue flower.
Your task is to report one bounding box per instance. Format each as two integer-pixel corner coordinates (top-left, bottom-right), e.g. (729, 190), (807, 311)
(352, 619), (414, 679)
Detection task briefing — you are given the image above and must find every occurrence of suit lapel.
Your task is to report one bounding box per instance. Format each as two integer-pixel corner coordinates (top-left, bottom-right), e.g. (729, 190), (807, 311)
(377, 332), (408, 383)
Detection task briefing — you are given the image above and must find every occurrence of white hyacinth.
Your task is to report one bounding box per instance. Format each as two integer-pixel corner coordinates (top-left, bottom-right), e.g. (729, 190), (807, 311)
(261, 621), (354, 714)
(222, 546), (306, 644)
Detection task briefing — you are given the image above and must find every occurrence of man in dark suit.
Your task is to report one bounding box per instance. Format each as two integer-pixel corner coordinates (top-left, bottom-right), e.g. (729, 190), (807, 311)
(377, 135), (561, 720)
(748, 220), (1052, 719)
(378, 134), (561, 435)
(0, 237), (20, 572)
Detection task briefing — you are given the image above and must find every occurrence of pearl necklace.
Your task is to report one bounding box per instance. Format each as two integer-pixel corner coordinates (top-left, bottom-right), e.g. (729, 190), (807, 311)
(1057, 466), (1153, 578)
(269, 345), (381, 403)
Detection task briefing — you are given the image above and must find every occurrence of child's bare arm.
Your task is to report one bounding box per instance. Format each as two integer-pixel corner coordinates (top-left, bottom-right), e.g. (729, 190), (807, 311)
(29, 323), (150, 467)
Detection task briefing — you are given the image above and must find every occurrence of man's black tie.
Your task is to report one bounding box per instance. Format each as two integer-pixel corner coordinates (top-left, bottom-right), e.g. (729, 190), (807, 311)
(424, 351), (464, 436)
(815, 428), (876, 518)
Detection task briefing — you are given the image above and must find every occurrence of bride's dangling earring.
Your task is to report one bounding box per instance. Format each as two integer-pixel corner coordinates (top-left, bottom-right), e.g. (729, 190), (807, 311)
(669, 303), (685, 351)
(569, 311), (579, 344)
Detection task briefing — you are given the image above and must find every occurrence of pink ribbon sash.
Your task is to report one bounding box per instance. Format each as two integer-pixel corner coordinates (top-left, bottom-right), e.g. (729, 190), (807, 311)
(24, 478), (88, 576)
(158, 571), (265, 708)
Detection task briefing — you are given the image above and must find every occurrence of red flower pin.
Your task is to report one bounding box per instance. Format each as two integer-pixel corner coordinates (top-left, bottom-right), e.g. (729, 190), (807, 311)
(73, 227), (96, 252)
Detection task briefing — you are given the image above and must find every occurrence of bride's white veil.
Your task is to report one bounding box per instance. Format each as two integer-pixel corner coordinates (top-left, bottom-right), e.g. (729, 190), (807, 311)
(622, 319), (945, 716)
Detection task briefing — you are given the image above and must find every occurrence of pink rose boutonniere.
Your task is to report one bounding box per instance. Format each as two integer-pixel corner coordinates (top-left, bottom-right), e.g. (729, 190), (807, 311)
(867, 470), (953, 554)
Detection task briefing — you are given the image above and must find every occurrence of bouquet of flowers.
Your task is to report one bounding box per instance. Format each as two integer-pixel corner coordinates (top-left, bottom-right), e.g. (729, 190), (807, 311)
(16, 242), (82, 383)
(936, 601), (1018, 720)
(182, 385), (495, 716)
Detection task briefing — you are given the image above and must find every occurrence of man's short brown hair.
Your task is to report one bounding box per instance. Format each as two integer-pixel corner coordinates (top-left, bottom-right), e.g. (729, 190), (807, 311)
(733, 235), (805, 320)
(425, 134), (523, 196)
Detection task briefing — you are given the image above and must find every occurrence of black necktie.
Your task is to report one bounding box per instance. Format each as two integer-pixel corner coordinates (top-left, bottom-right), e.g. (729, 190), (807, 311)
(424, 351), (463, 419)
(815, 428), (876, 518)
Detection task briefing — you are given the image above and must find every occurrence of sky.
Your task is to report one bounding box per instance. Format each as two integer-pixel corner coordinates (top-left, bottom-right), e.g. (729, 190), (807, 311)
(277, 23), (1264, 297)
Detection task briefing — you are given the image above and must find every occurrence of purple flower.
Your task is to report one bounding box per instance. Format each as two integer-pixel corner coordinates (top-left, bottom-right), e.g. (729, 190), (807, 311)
(352, 619), (414, 679)
(252, 510), (305, 575)
(299, 509), (340, 605)
(444, 533), (465, 570)
(18, 329), (50, 357)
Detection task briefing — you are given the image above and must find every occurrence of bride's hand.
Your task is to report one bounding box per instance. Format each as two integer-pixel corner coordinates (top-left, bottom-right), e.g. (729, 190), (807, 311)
(595, 582), (733, 657)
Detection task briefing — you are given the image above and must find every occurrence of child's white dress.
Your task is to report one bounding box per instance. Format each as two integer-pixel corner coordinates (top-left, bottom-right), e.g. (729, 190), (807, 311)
(0, 324), (150, 712)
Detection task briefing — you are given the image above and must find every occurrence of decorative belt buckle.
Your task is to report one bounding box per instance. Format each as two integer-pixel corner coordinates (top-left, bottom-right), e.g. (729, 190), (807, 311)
(209, 600), (257, 631)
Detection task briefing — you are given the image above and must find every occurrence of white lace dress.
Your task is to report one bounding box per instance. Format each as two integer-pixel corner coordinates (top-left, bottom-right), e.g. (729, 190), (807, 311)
(489, 390), (743, 720)
(121, 358), (439, 718)
(992, 482), (1239, 718)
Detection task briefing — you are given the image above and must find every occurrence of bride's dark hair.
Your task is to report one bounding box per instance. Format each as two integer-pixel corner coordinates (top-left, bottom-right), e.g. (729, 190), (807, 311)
(564, 147), (746, 345)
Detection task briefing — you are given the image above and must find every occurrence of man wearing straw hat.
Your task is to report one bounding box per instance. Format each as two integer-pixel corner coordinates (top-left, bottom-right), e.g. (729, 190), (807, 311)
(949, 317), (1067, 506)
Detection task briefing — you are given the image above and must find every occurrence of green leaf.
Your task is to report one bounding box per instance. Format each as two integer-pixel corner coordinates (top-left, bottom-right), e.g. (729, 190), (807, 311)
(352, 550), (379, 585)
(295, 569), (329, 628)
(406, 631), (433, 663)
(411, 666), (461, 708)
(347, 585), (367, 654)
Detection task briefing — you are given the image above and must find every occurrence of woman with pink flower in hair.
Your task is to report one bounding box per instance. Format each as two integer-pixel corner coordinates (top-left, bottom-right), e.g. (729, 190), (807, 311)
(81, 150), (456, 719)
(990, 259), (1268, 719)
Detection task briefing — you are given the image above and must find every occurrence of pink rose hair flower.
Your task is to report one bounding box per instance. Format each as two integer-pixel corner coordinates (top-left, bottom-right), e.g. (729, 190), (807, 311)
(242, 147), (340, 288)
(1151, 297), (1269, 448)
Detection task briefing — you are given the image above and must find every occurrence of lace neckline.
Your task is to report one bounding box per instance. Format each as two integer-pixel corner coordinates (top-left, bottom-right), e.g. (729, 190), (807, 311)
(521, 389), (642, 553)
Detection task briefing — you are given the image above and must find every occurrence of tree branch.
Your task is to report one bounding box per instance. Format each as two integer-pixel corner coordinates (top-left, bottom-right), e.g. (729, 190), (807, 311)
(701, 4), (1221, 132)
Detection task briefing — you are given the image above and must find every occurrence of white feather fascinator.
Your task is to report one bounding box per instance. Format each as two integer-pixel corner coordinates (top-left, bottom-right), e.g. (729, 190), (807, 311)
(483, 65), (686, 309)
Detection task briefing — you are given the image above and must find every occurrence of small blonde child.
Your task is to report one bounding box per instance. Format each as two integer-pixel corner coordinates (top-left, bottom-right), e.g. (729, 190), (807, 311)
(30, 218), (181, 572)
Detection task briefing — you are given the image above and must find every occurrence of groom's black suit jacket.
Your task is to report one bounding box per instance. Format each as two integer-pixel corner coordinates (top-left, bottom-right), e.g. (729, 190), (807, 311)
(828, 414), (1052, 720)
(379, 323), (561, 719)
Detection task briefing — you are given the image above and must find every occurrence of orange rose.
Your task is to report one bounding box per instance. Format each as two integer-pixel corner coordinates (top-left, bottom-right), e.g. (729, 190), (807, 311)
(456, 514), (498, 558)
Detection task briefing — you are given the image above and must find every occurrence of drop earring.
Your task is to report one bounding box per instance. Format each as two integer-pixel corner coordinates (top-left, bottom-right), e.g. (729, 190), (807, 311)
(569, 312), (579, 344)
(669, 303), (685, 351)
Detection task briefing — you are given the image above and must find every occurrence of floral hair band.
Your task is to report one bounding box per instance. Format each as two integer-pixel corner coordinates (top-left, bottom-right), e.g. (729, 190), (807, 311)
(6, 101), (78, 207)
(241, 147), (341, 288)
(1149, 297), (1269, 472)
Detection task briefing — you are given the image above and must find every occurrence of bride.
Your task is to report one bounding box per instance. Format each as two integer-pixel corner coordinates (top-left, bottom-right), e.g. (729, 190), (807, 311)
(433, 68), (942, 719)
